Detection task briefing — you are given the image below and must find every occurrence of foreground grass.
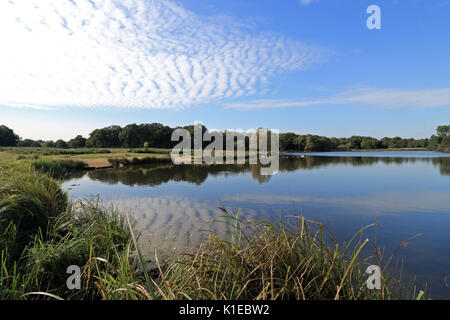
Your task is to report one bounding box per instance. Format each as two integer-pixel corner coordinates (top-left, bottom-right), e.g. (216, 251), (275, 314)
(0, 163), (423, 300)
(154, 210), (417, 300)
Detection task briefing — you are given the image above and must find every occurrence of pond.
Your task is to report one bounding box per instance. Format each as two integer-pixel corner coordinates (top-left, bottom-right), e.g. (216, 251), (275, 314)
(62, 151), (450, 299)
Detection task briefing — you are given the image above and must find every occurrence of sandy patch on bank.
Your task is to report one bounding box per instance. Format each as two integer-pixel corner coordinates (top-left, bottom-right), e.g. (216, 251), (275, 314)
(69, 158), (111, 168)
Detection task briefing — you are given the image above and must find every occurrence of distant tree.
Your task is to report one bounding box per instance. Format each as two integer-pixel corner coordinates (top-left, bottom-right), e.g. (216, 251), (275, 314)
(139, 123), (175, 148)
(86, 125), (122, 148)
(68, 135), (87, 148)
(279, 133), (297, 151)
(379, 137), (391, 149)
(17, 139), (34, 147)
(31, 141), (42, 148)
(43, 141), (56, 148)
(304, 135), (319, 152)
(361, 137), (379, 150)
(293, 135), (306, 151)
(0, 125), (19, 146)
(119, 124), (141, 148)
(387, 137), (405, 148)
(55, 139), (69, 149)
(436, 125), (450, 137)
(348, 136), (364, 149)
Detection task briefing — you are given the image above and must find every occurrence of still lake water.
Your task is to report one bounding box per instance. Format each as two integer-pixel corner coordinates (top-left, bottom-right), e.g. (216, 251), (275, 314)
(63, 151), (450, 299)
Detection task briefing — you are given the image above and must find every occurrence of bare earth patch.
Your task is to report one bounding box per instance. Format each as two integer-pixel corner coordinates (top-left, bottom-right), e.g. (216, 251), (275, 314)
(69, 158), (111, 168)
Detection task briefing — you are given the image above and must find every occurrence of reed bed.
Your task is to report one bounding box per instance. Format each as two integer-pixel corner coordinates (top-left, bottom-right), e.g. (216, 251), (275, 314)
(152, 209), (416, 300)
(31, 159), (88, 178)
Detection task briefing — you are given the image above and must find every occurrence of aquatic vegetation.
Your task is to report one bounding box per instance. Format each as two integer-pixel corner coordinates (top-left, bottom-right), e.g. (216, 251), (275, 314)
(153, 209), (412, 300)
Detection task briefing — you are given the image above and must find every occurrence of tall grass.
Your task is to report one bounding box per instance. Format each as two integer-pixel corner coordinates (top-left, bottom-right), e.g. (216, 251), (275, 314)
(19, 199), (142, 300)
(0, 164), (68, 261)
(32, 159), (87, 178)
(0, 196), (151, 300)
(153, 209), (416, 300)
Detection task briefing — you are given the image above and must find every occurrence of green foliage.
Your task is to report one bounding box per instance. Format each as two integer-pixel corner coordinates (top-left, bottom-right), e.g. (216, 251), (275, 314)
(429, 125), (450, 152)
(127, 147), (171, 154)
(5, 123), (448, 153)
(119, 124), (141, 148)
(0, 125), (19, 147)
(55, 140), (69, 149)
(20, 199), (133, 299)
(86, 125), (122, 148)
(85, 123), (180, 149)
(0, 165), (68, 262)
(0, 197), (141, 300)
(32, 159), (87, 178)
(0, 164), (145, 300)
(279, 133), (433, 152)
(436, 125), (450, 137)
(68, 135), (87, 148)
(17, 139), (34, 147)
(154, 209), (412, 300)
(42, 141), (56, 148)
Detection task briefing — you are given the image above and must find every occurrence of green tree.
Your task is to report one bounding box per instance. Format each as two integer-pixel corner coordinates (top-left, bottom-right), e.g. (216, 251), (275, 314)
(55, 139), (69, 149)
(304, 135), (319, 152)
(17, 139), (34, 147)
(42, 141), (56, 148)
(86, 126), (122, 148)
(68, 135), (87, 148)
(0, 125), (19, 146)
(361, 137), (379, 150)
(436, 125), (450, 137)
(139, 123), (175, 148)
(119, 124), (141, 148)
(348, 136), (364, 149)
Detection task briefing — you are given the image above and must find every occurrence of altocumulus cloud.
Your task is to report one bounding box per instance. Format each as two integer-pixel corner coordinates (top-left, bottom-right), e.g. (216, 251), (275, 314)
(0, 0), (322, 109)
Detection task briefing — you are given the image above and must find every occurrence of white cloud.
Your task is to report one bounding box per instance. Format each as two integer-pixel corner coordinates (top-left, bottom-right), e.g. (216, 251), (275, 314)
(0, 0), (322, 110)
(224, 87), (450, 109)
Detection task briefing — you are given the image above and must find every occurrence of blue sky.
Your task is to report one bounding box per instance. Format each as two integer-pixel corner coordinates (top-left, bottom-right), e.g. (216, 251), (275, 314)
(0, 0), (449, 140)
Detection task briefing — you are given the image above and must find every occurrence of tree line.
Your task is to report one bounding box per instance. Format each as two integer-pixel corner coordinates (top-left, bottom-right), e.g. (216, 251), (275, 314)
(1, 123), (449, 152)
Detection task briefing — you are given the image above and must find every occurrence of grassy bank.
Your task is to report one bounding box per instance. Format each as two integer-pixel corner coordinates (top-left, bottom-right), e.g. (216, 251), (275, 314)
(0, 162), (423, 300)
(0, 147), (172, 169)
